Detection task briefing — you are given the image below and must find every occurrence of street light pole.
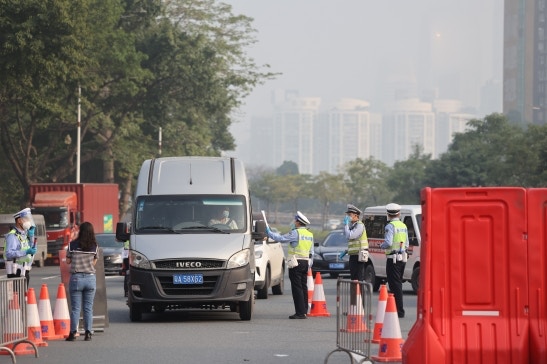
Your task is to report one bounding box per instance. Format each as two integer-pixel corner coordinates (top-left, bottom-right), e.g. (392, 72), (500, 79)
(77, 86), (81, 183)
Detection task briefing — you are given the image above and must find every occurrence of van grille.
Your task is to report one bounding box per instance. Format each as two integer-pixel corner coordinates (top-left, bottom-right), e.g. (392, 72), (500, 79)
(158, 275), (218, 295)
(154, 260), (225, 269)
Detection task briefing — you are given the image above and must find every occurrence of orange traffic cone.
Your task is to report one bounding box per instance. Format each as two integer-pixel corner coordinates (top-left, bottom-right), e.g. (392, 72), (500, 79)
(37, 284), (64, 340)
(307, 272), (331, 317)
(372, 293), (404, 362)
(26, 288), (48, 347)
(53, 283), (70, 338)
(371, 284), (388, 343)
(340, 281), (367, 332)
(307, 267), (314, 311)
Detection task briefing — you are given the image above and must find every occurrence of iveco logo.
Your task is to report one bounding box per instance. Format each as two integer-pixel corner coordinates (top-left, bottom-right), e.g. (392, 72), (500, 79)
(176, 261), (202, 268)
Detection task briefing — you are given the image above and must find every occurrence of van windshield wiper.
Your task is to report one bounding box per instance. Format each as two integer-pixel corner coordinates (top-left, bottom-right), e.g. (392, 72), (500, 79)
(138, 226), (178, 233)
(177, 225), (229, 234)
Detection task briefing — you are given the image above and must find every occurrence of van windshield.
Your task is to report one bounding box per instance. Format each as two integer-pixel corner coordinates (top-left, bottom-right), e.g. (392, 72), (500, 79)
(134, 195), (247, 234)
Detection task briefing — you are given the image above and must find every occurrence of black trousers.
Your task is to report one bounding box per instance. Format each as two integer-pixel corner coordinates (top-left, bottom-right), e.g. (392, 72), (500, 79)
(288, 259), (309, 316)
(386, 258), (406, 317)
(349, 255), (366, 306)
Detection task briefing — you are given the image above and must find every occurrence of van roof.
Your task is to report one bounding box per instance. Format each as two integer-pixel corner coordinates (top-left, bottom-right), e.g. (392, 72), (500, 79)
(364, 205), (421, 214)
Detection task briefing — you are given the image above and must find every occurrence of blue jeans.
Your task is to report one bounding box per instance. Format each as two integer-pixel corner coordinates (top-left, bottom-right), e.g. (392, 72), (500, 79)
(68, 273), (96, 332)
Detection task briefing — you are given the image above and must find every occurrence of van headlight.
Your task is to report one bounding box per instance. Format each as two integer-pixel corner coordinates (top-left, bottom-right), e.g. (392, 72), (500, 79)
(227, 249), (250, 269)
(130, 250), (151, 269)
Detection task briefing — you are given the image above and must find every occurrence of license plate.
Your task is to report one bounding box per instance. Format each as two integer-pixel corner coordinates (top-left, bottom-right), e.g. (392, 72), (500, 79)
(173, 274), (204, 285)
(329, 263), (345, 269)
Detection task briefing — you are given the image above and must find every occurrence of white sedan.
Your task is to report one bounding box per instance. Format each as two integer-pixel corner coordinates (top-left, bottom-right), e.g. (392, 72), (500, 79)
(254, 227), (285, 299)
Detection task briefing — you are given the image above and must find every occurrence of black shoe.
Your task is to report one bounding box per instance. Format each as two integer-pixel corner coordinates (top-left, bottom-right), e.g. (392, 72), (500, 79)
(289, 314), (307, 319)
(398, 313), (405, 318)
(84, 330), (92, 341)
(66, 332), (76, 341)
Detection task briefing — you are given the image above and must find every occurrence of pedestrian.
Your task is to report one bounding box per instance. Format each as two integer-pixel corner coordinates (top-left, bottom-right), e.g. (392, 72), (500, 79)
(380, 203), (409, 318)
(339, 204), (369, 282)
(266, 211), (314, 319)
(65, 221), (99, 341)
(3, 208), (36, 286)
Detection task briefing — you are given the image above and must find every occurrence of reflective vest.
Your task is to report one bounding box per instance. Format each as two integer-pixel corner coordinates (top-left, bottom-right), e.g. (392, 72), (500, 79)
(287, 228), (313, 258)
(348, 221), (368, 255)
(385, 219), (408, 254)
(3, 229), (31, 264)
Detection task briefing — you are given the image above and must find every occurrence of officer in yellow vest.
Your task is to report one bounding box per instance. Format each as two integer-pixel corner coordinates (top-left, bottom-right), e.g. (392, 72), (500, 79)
(380, 203), (409, 318)
(3, 208), (37, 285)
(267, 211), (314, 319)
(340, 204), (368, 281)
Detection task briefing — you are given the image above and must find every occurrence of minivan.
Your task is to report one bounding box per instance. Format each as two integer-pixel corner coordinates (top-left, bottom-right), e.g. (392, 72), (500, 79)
(362, 205), (422, 293)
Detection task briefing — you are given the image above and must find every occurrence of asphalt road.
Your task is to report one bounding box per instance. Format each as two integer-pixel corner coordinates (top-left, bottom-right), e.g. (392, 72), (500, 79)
(9, 265), (418, 364)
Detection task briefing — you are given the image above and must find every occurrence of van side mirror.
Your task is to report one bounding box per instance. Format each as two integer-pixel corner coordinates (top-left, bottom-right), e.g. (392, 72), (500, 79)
(116, 222), (130, 242)
(252, 220), (266, 241)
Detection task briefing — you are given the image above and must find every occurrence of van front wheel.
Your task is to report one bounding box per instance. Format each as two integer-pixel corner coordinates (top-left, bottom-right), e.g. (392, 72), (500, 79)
(239, 294), (253, 321)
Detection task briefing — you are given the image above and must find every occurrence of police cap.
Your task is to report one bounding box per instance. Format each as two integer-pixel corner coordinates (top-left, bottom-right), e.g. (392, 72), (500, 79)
(386, 203), (401, 215)
(13, 208), (31, 219)
(295, 211), (310, 225)
(345, 204), (362, 215)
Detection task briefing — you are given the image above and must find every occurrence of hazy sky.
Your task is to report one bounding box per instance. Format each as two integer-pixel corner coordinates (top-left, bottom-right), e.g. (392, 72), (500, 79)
(224, 0), (504, 157)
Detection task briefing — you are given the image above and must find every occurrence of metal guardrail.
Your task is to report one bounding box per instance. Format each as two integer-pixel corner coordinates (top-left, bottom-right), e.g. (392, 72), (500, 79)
(0, 276), (38, 363)
(324, 278), (373, 364)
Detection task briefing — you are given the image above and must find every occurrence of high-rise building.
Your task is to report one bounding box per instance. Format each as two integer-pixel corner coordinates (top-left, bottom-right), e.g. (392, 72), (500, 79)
(382, 98), (435, 165)
(272, 94), (321, 174)
(504, 0), (547, 125)
(433, 99), (475, 157)
(313, 99), (381, 174)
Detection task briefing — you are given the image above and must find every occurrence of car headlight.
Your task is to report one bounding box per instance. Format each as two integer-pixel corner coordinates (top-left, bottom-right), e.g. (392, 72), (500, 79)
(254, 250), (263, 259)
(228, 249), (250, 269)
(314, 254), (324, 261)
(130, 250), (151, 269)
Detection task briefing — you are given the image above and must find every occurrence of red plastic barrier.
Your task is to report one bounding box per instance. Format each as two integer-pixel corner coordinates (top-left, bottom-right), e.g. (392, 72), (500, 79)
(403, 187), (541, 364)
(526, 189), (547, 363)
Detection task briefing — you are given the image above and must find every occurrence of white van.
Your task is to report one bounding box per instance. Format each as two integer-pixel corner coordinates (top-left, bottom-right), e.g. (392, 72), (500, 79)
(0, 214), (47, 268)
(362, 205), (421, 293)
(116, 157), (260, 321)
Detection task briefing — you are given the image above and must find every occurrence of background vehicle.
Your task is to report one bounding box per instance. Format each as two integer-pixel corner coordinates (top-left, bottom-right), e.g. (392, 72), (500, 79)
(0, 214), (47, 268)
(363, 205), (422, 293)
(253, 214), (285, 299)
(324, 218), (341, 230)
(312, 229), (349, 278)
(117, 156), (260, 322)
(95, 233), (124, 275)
(30, 183), (119, 263)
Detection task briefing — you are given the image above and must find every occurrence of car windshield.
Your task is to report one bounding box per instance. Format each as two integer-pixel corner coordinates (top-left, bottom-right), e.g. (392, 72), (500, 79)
(322, 231), (347, 247)
(96, 234), (122, 248)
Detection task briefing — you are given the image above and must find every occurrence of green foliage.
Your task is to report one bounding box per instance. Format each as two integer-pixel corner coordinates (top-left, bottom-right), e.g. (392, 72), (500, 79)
(0, 0), (275, 209)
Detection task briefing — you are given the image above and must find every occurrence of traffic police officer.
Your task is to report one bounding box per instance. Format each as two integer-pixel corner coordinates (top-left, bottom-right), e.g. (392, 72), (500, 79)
(380, 203), (409, 318)
(3, 208), (37, 285)
(340, 204), (368, 282)
(267, 211), (314, 319)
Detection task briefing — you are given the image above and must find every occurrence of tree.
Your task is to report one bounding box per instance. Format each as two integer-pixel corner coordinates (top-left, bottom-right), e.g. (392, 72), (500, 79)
(343, 157), (393, 208)
(276, 161), (299, 176)
(0, 0), (275, 213)
(311, 172), (348, 228)
(424, 114), (530, 187)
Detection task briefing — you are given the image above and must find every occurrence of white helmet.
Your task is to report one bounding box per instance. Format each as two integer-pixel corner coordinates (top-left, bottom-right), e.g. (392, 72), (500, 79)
(295, 211), (310, 225)
(386, 203), (401, 216)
